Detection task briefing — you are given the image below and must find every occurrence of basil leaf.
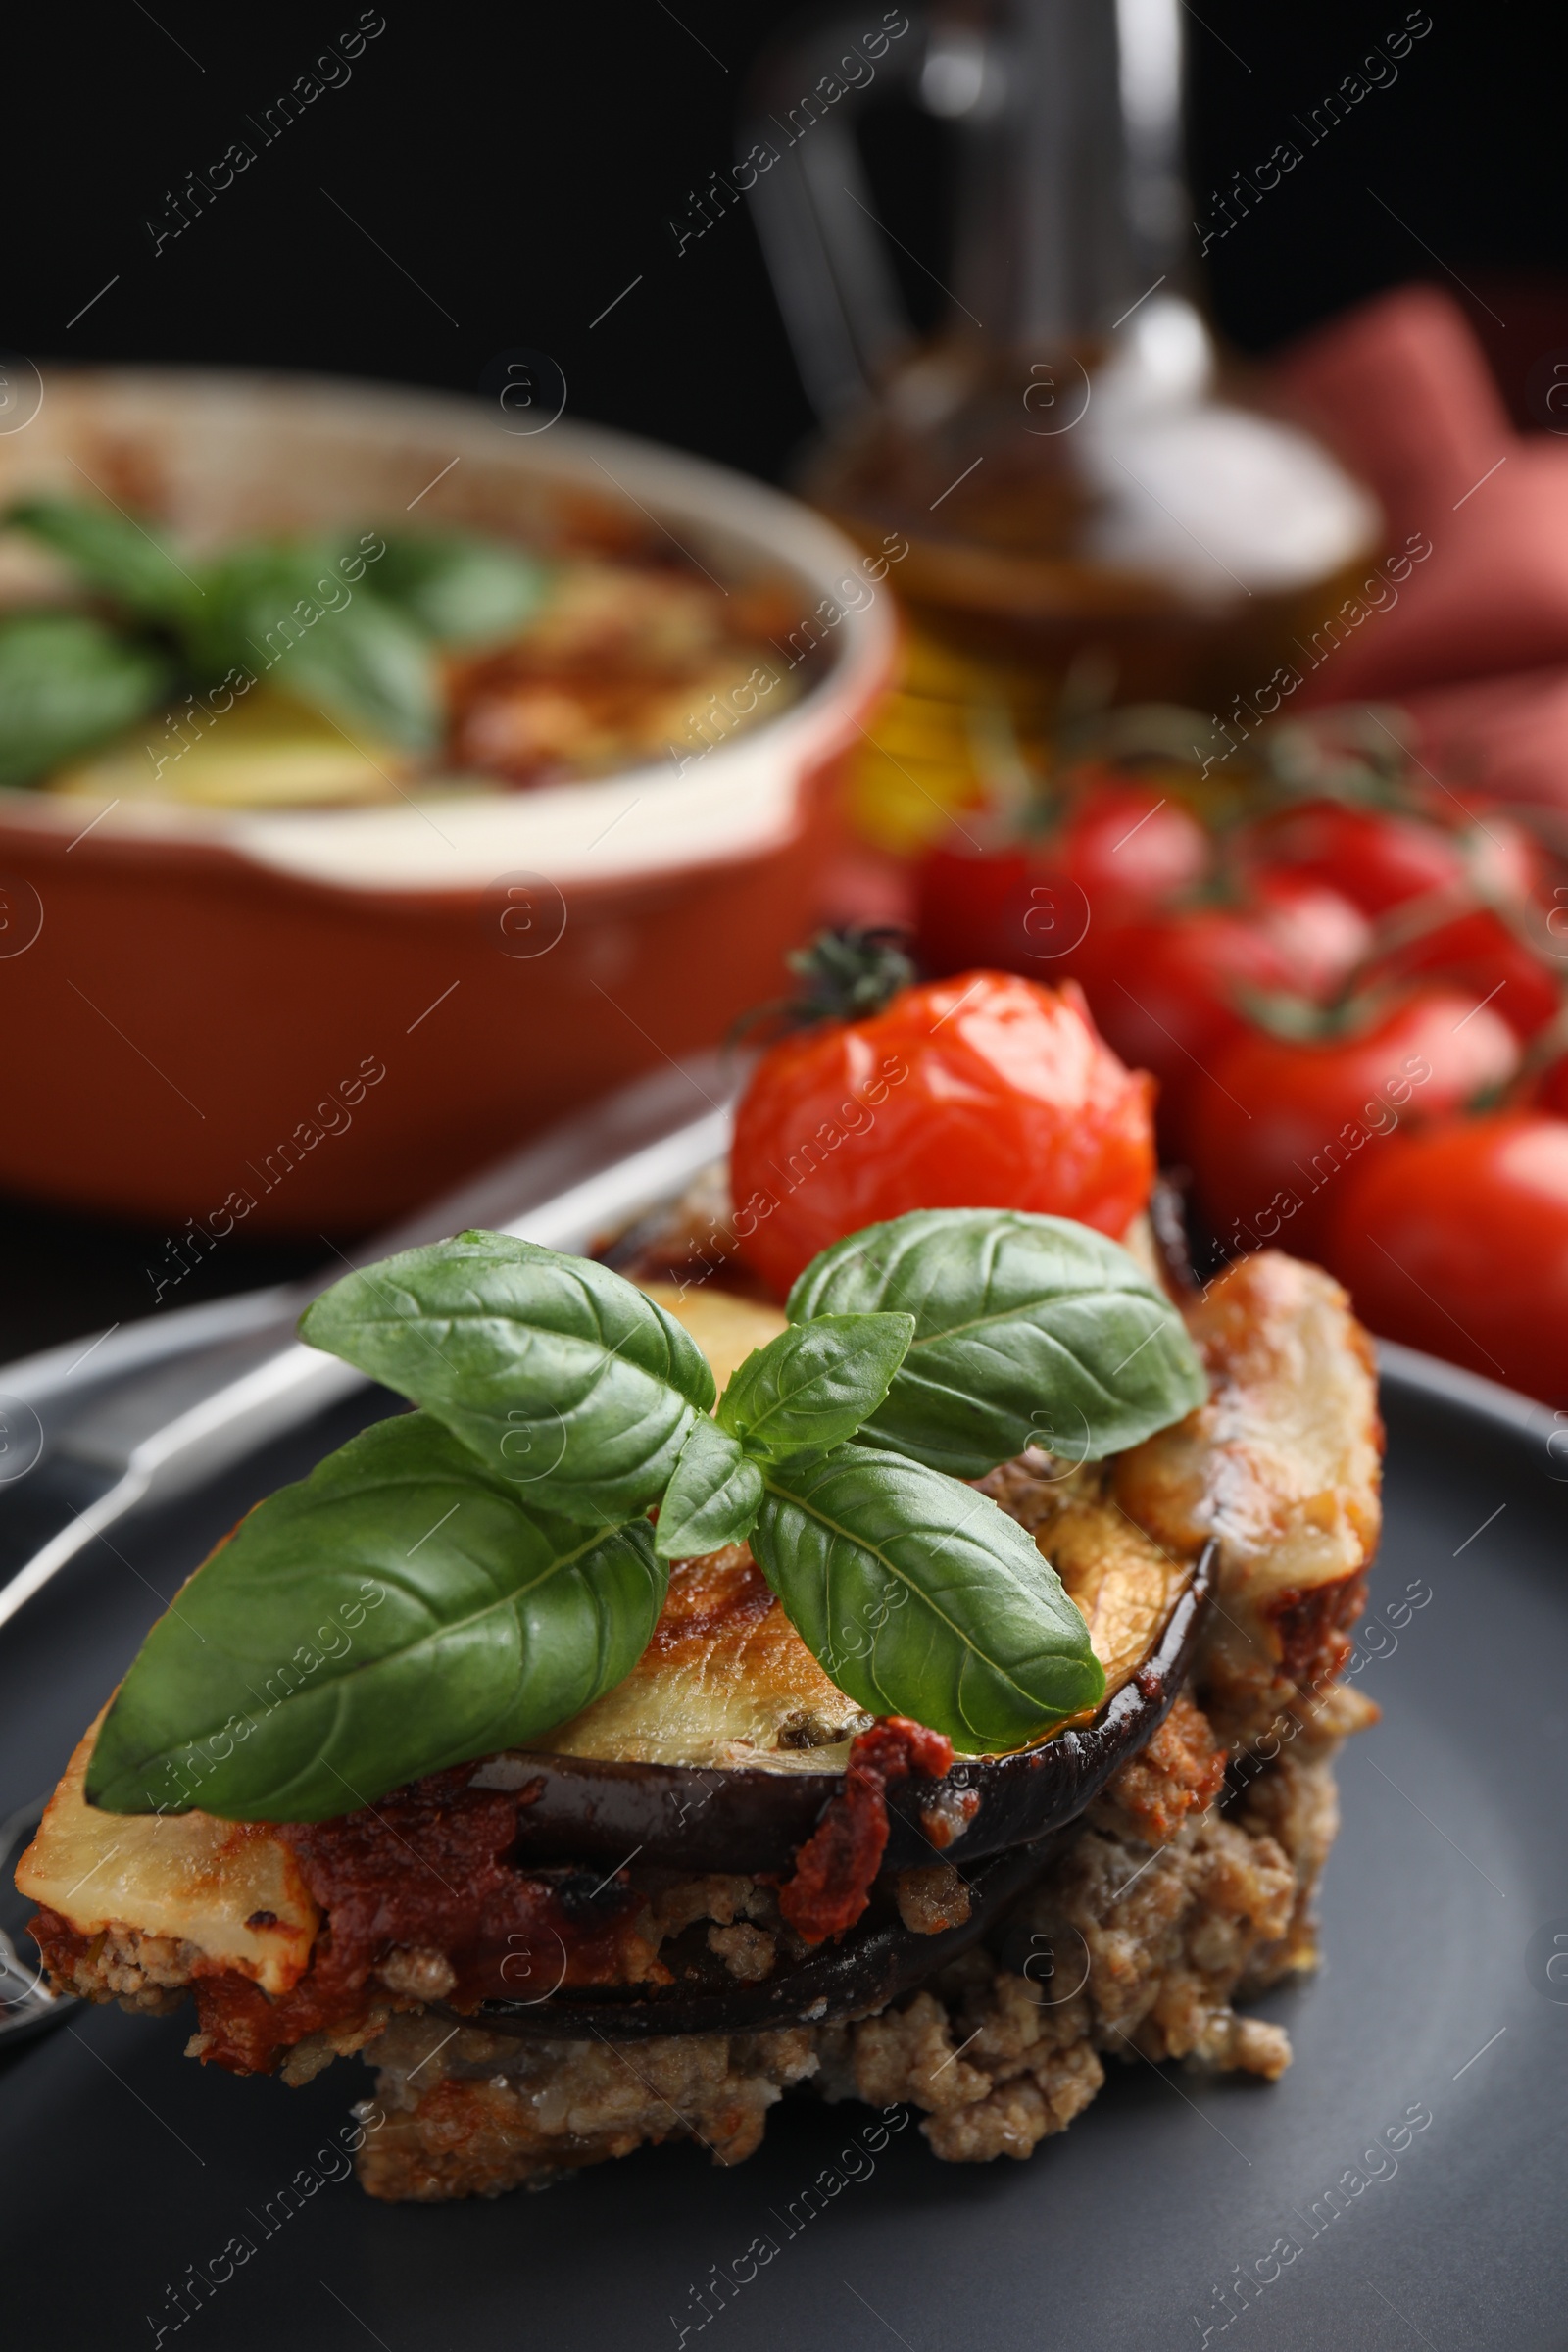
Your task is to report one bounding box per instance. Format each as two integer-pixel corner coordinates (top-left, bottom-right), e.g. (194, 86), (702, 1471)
(7, 496), (199, 626)
(191, 544), (439, 749)
(373, 530), (550, 645)
(655, 1415), (763, 1559)
(787, 1209), (1206, 1478)
(85, 1412), (665, 1823)
(185, 539), (332, 666)
(751, 1443), (1103, 1754)
(270, 588), (440, 749)
(300, 1230), (716, 1522)
(716, 1311), (914, 1463)
(0, 613), (172, 785)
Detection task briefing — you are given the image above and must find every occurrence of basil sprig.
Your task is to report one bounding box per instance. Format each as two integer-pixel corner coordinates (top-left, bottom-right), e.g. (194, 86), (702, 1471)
(93, 1209), (1204, 1815)
(85, 1414), (664, 1823)
(188, 540), (441, 750)
(654, 1310), (913, 1562)
(786, 1209), (1207, 1478)
(371, 529), (549, 645)
(715, 1311), (913, 1462)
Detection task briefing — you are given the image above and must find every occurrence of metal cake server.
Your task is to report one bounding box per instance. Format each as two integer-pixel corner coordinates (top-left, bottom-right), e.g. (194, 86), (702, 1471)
(0, 1797), (63, 2046)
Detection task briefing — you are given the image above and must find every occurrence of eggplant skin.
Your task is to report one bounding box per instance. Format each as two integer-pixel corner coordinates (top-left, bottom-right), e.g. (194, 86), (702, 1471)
(491, 1547), (1212, 1880)
(441, 1833), (1067, 2044)
(449, 1550), (1210, 2042)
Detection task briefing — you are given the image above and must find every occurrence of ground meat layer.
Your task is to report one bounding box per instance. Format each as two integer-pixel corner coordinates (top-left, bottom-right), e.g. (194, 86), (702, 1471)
(42, 1688), (1364, 2190)
(354, 1729), (1346, 2200)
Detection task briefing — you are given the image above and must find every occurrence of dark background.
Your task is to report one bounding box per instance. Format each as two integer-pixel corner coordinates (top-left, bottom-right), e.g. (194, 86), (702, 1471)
(4, 0), (1564, 1356)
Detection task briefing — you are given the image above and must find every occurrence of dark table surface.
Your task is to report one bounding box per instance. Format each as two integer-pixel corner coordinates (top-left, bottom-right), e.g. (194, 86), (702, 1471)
(0, 1191), (337, 1368)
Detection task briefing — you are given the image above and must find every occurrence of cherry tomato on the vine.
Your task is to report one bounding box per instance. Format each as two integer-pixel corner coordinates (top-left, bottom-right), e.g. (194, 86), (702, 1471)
(730, 969), (1155, 1297)
(1323, 1114), (1568, 1404)
(1249, 872), (1373, 1000)
(1067, 907), (1296, 1158)
(1234, 799), (1499, 916)
(1185, 987), (1520, 1260)
(1354, 906), (1563, 1043)
(1067, 876), (1370, 1158)
(1050, 775), (1211, 922)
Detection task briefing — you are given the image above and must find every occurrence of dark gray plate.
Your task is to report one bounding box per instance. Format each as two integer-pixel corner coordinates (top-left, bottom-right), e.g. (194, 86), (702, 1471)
(2, 1346), (1564, 2350)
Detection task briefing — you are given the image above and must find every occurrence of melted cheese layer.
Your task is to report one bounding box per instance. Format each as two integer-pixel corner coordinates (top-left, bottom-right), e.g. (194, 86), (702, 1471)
(1114, 1250), (1381, 1627)
(531, 1542), (871, 1771)
(17, 1711), (318, 1994)
(638, 1282), (788, 1390)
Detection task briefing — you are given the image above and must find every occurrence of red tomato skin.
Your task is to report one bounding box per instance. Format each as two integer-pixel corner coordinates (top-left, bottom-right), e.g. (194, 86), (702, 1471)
(913, 844), (1101, 981)
(914, 845), (1038, 977)
(1469, 812), (1542, 903)
(1069, 908), (1296, 1158)
(1051, 778), (1211, 920)
(1322, 1114), (1568, 1404)
(913, 784), (1208, 984)
(730, 972), (1155, 1298)
(1537, 1054), (1568, 1120)
(1356, 907), (1562, 1042)
(1250, 873), (1373, 999)
(1069, 879), (1370, 1158)
(1187, 991), (1521, 1262)
(1238, 800), (1468, 915)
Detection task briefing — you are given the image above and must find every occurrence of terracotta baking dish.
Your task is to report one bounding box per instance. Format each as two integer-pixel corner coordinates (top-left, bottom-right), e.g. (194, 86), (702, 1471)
(0, 369), (895, 1232)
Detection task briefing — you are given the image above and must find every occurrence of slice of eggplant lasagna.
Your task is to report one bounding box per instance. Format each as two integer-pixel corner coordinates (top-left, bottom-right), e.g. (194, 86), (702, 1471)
(19, 1212), (1381, 2201)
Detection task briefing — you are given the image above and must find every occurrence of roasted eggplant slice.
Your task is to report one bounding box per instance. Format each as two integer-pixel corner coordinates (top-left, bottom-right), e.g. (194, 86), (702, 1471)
(472, 1544), (1211, 1877)
(447, 1546), (1211, 2037)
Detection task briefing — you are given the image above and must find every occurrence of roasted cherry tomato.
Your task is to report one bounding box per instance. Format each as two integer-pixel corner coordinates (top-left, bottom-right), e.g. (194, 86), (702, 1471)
(1354, 906), (1563, 1043)
(1050, 775), (1211, 921)
(730, 968), (1155, 1297)
(1186, 988), (1520, 1260)
(1323, 1114), (1568, 1404)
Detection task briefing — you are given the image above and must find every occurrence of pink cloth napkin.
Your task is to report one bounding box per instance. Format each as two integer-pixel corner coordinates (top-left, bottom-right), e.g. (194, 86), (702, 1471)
(1275, 285), (1568, 808)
